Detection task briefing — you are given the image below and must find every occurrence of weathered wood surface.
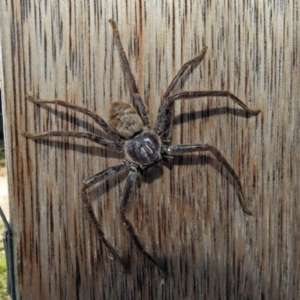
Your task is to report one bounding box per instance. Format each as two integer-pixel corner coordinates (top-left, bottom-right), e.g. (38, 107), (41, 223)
(1, 1), (299, 299)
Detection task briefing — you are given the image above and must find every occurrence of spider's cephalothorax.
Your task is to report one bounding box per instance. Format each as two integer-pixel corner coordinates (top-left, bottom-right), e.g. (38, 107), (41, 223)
(124, 130), (162, 169)
(109, 101), (163, 170)
(22, 19), (261, 277)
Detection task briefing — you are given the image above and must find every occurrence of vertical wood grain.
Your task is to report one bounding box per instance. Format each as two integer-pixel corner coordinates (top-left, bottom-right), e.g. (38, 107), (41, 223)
(0, 0), (299, 299)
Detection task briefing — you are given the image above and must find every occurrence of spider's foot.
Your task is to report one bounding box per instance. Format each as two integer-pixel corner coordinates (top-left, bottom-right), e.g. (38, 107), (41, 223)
(199, 45), (208, 55)
(109, 19), (117, 29)
(162, 267), (168, 280)
(151, 257), (168, 279)
(249, 108), (261, 115)
(238, 192), (253, 215)
(242, 206), (253, 216)
(25, 94), (37, 103)
(110, 252), (129, 274)
(21, 132), (38, 139)
(119, 261), (129, 275)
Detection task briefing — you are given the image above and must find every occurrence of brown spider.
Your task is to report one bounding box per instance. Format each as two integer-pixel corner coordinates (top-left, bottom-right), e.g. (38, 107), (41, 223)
(22, 19), (260, 276)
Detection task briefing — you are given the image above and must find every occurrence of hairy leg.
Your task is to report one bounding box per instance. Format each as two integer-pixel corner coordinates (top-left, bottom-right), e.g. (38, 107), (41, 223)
(25, 94), (122, 141)
(120, 167), (167, 277)
(167, 143), (252, 215)
(163, 46), (208, 98)
(22, 131), (123, 152)
(82, 162), (130, 270)
(155, 90), (260, 144)
(109, 19), (150, 128)
(167, 91), (261, 114)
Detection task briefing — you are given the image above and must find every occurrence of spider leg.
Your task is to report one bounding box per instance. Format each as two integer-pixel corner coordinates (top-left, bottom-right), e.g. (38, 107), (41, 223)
(82, 162), (130, 271)
(109, 19), (150, 128)
(22, 131), (123, 152)
(167, 91), (261, 114)
(120, 167), (167, 277)
(25, 94), (122, 141)
(154, 90), (260, 144)
(167, 144), (253, 215)
(163, 46), (208, 98)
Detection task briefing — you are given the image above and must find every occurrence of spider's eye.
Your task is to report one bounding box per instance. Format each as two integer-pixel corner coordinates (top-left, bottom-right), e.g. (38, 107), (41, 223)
(141, 138), (156, 155)
(109, 102), (143, 139)
(125, 131), (161, 166)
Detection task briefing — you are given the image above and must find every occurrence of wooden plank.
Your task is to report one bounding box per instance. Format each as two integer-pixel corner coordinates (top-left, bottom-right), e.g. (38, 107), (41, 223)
(0, 0), (299, 298)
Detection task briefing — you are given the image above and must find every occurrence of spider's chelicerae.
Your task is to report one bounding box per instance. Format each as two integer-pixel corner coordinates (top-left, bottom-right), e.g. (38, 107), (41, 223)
(23, 19), (260, 276)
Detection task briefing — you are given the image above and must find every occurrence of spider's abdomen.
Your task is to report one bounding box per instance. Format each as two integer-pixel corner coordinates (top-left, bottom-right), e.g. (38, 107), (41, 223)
(109, 102), (144, 139)
(124, 131), (162, 168)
